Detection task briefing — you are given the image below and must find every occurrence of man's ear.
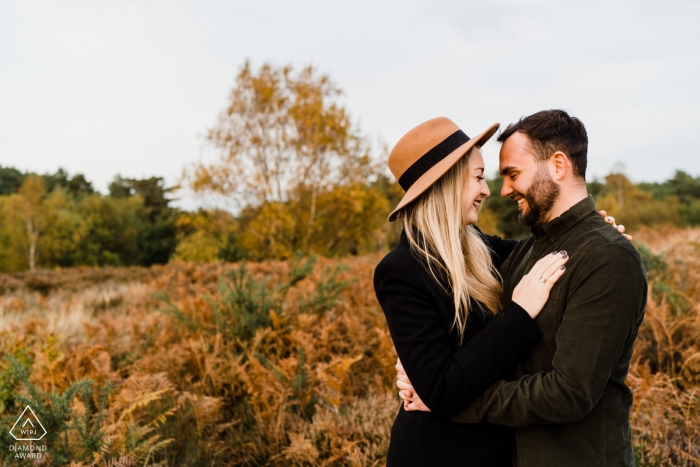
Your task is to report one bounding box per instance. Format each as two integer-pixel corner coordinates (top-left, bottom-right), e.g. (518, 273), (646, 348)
(549, 152), (570, 181)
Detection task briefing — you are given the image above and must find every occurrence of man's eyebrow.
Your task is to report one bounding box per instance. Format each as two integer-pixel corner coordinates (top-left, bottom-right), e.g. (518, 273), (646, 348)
(500, 166), (517, 176)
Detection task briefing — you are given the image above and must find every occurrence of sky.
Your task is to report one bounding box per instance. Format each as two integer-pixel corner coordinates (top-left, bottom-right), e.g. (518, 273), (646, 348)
(1, 0), (699, 208)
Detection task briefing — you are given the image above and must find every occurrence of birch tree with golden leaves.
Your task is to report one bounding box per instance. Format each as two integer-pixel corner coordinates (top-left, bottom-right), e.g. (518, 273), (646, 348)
(190, 62), (384, 259)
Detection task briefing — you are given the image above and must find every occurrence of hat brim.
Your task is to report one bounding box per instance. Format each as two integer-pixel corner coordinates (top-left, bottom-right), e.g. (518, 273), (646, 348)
(387, 122), (500, 222)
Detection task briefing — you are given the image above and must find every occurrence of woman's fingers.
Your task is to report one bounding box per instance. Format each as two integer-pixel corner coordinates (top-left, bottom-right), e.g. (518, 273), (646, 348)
(600, 211), (620, 229)
(539, 255), (569, 283)
(396, 379), (413, 391)
(543, 261), (567, 285)
(530, 250), (568, 277)
(395, 359), (406, 376)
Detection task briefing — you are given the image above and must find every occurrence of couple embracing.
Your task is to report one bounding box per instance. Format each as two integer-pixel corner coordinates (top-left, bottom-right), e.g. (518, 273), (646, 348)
(373, 110), (647, 466)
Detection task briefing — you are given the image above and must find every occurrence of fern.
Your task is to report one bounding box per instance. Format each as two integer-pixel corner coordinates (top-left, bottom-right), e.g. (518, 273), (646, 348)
(298, 264), (354, 314)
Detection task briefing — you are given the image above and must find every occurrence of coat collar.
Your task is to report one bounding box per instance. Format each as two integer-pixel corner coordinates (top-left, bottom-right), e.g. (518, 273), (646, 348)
(532, 195), (596, 241)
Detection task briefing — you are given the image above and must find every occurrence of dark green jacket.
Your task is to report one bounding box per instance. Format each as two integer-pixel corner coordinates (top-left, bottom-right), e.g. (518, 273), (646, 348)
(452, 196), (648, 467)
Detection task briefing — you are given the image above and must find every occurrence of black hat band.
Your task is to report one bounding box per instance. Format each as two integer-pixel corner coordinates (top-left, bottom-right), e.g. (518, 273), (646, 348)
(398, 130), (471, 191)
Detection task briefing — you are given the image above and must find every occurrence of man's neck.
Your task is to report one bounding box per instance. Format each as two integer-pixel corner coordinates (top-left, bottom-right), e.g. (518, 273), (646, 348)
(544, 184), (589, 224)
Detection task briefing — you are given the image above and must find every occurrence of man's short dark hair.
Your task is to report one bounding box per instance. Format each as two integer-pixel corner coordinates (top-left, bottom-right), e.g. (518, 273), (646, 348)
(497, 109), (588, 179)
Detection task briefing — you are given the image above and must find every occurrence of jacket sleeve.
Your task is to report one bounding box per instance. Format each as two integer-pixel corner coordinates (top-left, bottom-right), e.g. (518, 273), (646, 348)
(472, 226), (518, 268)
(451, 244), (647, 426)
(374, 254), (542, 416)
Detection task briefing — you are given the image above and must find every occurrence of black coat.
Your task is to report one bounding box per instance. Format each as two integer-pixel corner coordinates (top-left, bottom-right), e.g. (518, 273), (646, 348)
(373, 228), (542, 466)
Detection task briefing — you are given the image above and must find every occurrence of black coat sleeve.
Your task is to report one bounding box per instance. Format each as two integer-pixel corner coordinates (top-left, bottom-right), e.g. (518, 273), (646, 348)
(374, 253), (541, 416)
(472, 226), (518, 268)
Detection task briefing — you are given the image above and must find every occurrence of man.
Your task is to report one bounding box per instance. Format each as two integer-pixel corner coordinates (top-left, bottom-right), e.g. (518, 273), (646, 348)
(397, 109), (648, 466)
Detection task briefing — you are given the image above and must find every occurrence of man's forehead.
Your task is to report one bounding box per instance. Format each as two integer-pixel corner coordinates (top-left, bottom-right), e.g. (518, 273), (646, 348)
(499, 133), (535, 171)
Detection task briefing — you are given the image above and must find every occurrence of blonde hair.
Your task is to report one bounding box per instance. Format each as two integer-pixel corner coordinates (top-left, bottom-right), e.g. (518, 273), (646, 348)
(397, 151), (503, 343)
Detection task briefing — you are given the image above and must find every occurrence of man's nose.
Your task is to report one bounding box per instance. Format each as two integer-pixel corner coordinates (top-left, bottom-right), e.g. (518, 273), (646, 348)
(501, 179), (512, 197)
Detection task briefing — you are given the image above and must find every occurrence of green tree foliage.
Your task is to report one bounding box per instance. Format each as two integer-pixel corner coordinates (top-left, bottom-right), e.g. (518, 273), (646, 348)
(109, 176), (178, 265)
(0, 165), (23, 195)
(44, 168), (95, 198)
(639, 170), (700, 225)
(0, 169), (178, 272)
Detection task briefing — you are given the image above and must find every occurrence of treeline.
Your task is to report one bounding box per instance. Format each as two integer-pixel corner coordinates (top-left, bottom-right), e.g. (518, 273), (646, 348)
(0, 164), (397, 273)
(1, 164), (699, 273)
(0, 168), (177, 272)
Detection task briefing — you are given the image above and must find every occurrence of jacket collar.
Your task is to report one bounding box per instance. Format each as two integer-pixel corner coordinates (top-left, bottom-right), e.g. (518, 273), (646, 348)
(399, 225), (422, 246)
(532, 195), (596, 241)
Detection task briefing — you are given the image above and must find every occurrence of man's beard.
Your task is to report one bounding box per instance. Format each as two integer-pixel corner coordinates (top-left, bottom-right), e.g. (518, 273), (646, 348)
(518, 166), (560, 228)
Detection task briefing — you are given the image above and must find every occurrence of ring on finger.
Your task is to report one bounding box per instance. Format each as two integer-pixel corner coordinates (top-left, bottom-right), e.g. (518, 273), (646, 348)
(539, 276), (547, 283)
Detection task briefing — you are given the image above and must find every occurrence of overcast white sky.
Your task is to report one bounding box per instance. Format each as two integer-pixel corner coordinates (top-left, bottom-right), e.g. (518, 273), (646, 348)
(1, 0), (699, 208)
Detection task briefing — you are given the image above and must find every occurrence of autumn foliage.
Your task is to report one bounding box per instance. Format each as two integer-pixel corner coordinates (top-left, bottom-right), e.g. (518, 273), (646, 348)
(0, 226), (697, 466)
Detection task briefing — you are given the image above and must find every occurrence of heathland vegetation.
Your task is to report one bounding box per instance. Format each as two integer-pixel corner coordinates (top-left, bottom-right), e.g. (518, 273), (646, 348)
(1, 62), (699, 466)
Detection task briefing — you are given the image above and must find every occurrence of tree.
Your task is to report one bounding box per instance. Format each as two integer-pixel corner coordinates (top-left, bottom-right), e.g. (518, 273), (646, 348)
(0, 166), (23, 195)
(18, 175), (48, 270)
(43, 168), (95, 198)
(108, 176), (178, 265)
(190, 62), (379, 259)
(172, 209), (241, 262)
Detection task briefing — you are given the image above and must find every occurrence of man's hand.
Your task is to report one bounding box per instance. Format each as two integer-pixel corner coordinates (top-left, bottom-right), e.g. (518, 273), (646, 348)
(598, 210), (632, 240)
(396, 358), (431, 412)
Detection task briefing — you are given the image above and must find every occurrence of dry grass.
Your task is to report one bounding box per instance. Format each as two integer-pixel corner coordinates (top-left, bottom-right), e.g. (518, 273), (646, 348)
(0, 227), (698, 466)
(627, 227), (700, 466)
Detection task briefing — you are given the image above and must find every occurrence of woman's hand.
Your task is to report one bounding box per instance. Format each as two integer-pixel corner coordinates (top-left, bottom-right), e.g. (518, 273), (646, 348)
(512, 251), (569, 319)
(598, 210), (632, 240)
(396, 358), (431, 412)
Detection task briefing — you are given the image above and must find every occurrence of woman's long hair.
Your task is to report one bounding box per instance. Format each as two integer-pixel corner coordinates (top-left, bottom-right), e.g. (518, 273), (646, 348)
(398, 150), (503, 343)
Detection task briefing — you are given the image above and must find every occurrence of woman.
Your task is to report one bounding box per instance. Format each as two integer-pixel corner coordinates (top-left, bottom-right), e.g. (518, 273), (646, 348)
(373, 117), (610, 466)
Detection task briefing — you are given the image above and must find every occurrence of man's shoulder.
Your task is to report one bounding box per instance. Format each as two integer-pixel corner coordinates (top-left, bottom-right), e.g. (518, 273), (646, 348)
(571, 215), (646, 276)
(578, 216), (642, 257)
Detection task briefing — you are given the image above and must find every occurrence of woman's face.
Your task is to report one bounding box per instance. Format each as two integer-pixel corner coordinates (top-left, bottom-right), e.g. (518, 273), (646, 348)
(461, 148), (490, 225)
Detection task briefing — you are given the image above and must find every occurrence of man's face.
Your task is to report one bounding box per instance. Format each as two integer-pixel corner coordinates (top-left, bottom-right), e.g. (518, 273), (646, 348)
(499, 132), (560, 228)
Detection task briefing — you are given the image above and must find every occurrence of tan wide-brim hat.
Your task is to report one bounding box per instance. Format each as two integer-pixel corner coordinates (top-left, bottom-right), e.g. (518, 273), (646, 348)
(387, 117), (499, 222)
